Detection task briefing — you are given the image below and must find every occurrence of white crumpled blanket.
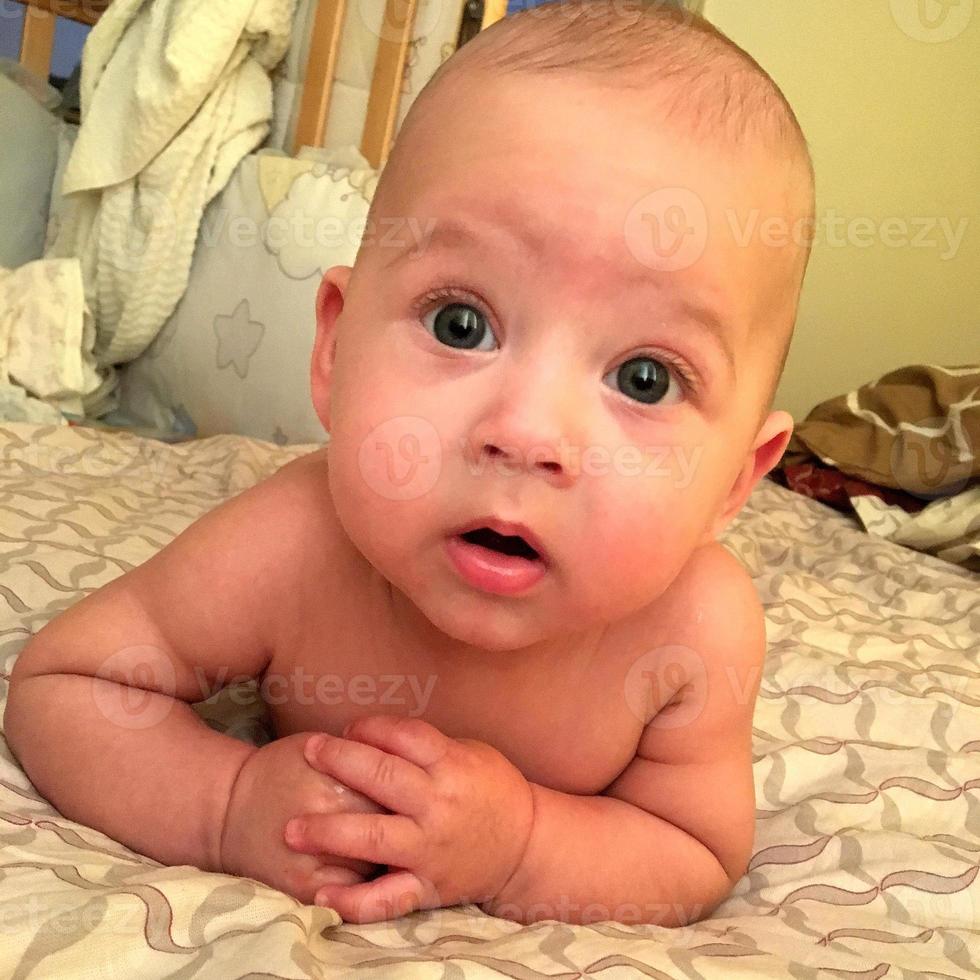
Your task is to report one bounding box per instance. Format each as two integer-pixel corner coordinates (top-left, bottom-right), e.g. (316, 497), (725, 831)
(851, 484), (980, 571)
(0, 258), (98, 424)
(43, 0), (296, 418)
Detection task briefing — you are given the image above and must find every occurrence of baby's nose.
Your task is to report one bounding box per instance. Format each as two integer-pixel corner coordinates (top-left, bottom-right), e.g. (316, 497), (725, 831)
(481, 441), (566, 479)
(464, 392), (581, 486)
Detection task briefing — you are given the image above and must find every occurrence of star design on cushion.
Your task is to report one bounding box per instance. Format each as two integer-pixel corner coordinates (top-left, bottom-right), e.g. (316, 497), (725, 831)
(214, 299), (265, 380)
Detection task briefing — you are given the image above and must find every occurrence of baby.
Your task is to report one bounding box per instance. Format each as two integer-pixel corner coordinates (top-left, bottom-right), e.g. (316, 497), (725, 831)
(6, 0), (815, 927)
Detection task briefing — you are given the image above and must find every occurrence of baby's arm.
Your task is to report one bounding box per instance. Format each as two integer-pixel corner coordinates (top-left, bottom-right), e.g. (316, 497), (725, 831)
(5, 457), (324, 873)
(483, 546), (764, 927)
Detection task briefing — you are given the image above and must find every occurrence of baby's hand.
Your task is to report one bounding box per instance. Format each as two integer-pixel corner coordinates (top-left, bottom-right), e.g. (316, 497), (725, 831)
(283, 717), (535, 922)
(219, 732), (386, 904)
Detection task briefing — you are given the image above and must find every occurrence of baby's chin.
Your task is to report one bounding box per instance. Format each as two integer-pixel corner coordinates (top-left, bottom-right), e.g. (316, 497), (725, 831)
(404, 580), (561, 655)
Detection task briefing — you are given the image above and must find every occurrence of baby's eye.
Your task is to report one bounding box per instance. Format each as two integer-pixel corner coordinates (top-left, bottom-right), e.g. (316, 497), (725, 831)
(603, 356), (682, 407)
(422, 302), (498, 352)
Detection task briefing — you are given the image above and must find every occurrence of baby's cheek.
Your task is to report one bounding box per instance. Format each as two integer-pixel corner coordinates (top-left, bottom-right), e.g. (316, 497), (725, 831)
(582, 508), (697, 609)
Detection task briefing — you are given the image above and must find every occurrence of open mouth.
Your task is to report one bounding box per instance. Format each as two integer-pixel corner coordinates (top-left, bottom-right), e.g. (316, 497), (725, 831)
(446, 525), (549, 595)
(459, 527), (541, 562)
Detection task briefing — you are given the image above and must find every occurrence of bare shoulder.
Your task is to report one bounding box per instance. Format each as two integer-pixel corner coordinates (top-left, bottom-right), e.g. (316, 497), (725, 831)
(243, 447), (366, 643)
(259, 447), (335, 535)
(604, 541), (765, 886)
(135, 445), (347, 672)
(179, 445), (338, 576)
(226, 446), (347, 601)
(628, 540), (767, 739)
(14, 446), (343, 699)
(263, 446), (357, 570)
(649, 541), (763, 656)
(678, 540), (764, 677)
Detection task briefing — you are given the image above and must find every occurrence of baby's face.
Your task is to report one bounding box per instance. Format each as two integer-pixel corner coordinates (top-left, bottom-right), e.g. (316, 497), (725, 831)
(313, 72), (803, 652)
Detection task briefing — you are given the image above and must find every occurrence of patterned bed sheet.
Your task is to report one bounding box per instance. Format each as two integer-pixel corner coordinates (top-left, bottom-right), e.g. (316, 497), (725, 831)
(0, 421), (977, 979)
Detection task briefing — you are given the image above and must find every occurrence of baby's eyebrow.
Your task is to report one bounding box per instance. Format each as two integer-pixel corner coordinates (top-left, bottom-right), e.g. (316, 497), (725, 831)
(390, 212), (550, 267)
(388, 213), (737, 382)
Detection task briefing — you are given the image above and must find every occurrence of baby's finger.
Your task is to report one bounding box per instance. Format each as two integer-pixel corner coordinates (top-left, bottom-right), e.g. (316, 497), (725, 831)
(286, 812), (422, 868)
(310, 865), (366, 890)
(342, 716), (450, 770)
(304, 733), (430, 815)
(314, 870), (431, 924)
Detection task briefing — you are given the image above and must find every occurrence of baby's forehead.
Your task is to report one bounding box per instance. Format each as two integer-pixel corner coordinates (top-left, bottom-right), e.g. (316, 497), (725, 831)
(399, 67), (809, 212)
(377, 76), (810, 305)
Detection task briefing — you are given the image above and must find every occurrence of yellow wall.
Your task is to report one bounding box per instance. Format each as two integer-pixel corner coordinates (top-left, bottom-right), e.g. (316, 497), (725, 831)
(702, 0), (979, 421)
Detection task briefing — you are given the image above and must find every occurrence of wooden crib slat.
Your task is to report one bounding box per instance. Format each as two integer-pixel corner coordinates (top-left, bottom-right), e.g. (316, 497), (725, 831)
(17, 0), (110, 28)
(15, 0), (111, 79)
(481, 0), (507, 29)
(293, 0), (348, 154)
(360, 0), (419, 170)
(19, 6), (57, 79)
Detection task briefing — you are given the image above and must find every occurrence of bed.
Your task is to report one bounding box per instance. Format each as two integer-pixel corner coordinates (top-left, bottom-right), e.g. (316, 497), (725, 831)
(3, 1), (979, 977)
(0, 421), (977, 977)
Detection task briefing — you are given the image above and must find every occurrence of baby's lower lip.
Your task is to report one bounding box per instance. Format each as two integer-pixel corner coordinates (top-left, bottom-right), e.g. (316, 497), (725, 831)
(445, 534), (548, 596)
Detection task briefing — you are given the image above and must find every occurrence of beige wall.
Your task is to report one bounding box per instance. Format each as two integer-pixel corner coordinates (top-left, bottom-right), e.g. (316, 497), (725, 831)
(702, 0), (979, 422)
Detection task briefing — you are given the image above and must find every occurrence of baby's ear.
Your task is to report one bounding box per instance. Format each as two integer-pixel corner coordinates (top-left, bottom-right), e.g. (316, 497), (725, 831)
(310, 265), (353, 433)
(702, 410), (794, 543)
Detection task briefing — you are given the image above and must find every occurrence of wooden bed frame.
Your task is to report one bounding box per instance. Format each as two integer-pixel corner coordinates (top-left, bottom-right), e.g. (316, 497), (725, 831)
(15, 1), (110, 78)
(12, 0), (508, 168)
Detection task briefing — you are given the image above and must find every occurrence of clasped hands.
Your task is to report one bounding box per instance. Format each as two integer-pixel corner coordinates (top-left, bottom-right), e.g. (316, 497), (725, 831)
(284, 716), (535, 923)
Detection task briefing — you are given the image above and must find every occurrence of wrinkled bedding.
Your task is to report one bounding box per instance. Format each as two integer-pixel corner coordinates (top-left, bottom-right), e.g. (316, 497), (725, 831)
(779, 363), (980, 570)
(0, 421), (977, 979)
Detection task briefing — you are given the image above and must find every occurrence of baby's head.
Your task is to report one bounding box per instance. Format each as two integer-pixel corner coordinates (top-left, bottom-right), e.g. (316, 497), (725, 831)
(311, 0), (815, 652)
(370, 0), (815, 426)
